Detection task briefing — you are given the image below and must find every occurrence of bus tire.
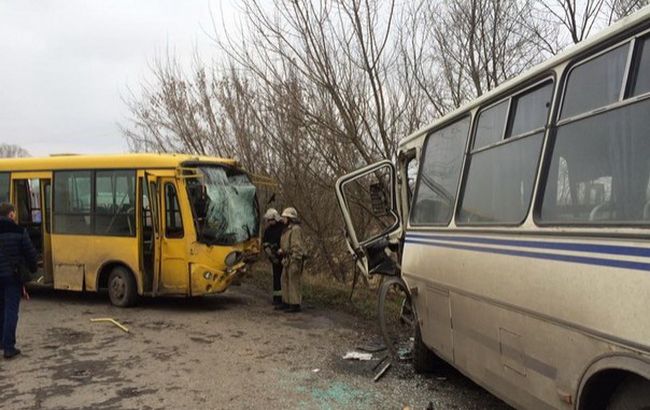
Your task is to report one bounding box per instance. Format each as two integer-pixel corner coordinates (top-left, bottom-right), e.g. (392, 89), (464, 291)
(108, 266), (138, 307)
(378, 276), (415, 362)
(413, 324), (439, 374)
(607, 375), (650, 410)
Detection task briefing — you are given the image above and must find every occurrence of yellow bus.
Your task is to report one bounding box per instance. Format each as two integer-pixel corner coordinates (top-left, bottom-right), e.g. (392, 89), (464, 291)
(337, 7), (650, 409)
(0, 154), (260, 306)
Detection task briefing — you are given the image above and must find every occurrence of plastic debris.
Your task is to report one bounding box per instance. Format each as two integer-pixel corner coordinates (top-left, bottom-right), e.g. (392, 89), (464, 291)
(343, 351), (373, 360)
(90, 318), (129, 333)
(312, 368), (320, 373)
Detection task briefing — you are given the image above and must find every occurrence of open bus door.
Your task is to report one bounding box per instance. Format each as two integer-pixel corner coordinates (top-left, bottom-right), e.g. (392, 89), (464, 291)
(335, 160), (402, 278)
(145, 172), (188, 296)
(11, 172), (53, 285)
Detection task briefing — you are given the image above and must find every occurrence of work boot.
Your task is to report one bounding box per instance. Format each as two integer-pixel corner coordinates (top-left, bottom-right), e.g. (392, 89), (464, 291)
(274, 303), (290, 311)
(4, 348), (21, 359)
(284, 304), (301, 313)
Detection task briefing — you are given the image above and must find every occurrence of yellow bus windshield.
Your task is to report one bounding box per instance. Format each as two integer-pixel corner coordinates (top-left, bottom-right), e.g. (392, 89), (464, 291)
(187, 166), (259, 245)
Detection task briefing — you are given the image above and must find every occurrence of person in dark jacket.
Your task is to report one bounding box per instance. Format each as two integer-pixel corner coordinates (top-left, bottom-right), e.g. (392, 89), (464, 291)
(0, 202), (37, 359)
(262, 208), (286, 306)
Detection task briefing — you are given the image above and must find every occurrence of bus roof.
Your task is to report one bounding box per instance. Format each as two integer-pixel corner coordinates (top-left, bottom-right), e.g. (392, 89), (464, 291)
(398, 5), (650, 148)
(0, 153), (238, 172)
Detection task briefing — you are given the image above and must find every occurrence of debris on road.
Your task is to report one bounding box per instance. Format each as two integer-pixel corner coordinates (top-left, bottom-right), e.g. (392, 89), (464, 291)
(373, 362), (391, 382)
(90, 317), (129, 333)
(343, 351), (373, 360)
(357, 342), (386, 353)
(372, 355), (388, 371)
(312, 368), (321, 373)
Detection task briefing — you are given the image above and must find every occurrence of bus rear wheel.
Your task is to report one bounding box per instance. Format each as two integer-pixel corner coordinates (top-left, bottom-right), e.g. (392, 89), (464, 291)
(607, 375), (650, 409)
(108, 267), (138, 307)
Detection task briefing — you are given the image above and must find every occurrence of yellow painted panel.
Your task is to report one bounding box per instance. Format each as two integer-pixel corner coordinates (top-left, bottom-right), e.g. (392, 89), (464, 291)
(51, 234), (140, 292)
(53, 263), (84, 291)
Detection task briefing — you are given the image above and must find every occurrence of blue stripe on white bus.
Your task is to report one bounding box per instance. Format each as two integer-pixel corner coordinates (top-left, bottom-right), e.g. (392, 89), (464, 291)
(404, 237), (650, 272)
(406, 233), (650, 258)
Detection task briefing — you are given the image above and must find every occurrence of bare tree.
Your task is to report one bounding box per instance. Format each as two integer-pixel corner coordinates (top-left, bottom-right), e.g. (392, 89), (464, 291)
(537, 0), (648, 46)
(0, 144), (30, 158)
(400, 0), (553, 116)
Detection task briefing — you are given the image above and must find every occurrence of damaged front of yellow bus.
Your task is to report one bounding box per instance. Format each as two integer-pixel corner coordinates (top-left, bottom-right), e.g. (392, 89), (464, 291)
(183, 162), (260, 296)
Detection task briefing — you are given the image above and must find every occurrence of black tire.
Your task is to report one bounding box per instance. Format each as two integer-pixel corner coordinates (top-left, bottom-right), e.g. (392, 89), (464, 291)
(378, 276), (415, 362)
(413, 324), (439, 374)
(108, 266), (138, 307)
(607, 375), (650, 410)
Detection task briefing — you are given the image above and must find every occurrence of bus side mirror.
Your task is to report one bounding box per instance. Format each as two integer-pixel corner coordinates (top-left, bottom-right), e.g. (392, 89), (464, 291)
(369, 183), (389, 217)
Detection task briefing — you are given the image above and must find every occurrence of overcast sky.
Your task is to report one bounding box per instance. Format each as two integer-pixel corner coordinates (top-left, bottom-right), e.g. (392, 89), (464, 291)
(0, 0), (238, 156)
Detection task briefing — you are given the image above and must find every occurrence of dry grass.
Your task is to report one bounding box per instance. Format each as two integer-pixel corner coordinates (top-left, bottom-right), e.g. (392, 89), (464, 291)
(244, 260), (380, 322)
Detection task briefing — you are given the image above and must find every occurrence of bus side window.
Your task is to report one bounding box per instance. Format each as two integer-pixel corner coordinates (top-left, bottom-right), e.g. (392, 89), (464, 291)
(560, 43), (629, 119)
(0, 173), (9, 203)
(164, 183), (184, 238)
(458, 81), (552, 225)
(540, 38), (650, 224)
(631, 35), (650, 97)
(53, 171), (92, 234)
(410, 117), (470, 226)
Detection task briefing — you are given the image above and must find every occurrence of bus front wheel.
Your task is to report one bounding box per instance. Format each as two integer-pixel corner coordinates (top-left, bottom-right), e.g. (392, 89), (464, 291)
(108, 267), (138, 307)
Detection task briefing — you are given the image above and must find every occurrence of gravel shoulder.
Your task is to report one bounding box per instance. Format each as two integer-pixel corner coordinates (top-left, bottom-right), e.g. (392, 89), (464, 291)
(0, 284), (510, 409)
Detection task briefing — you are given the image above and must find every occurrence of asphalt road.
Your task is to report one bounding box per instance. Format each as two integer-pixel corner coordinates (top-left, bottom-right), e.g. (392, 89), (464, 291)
(0, 284), (510, 409)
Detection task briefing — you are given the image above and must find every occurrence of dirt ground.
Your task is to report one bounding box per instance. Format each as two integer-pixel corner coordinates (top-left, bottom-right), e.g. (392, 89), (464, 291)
(1, 284), (511, 410)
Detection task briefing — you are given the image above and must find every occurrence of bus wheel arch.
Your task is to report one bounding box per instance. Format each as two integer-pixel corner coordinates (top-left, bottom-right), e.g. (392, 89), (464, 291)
(97, 262), (139, 307)
(577, 355), (650, 410)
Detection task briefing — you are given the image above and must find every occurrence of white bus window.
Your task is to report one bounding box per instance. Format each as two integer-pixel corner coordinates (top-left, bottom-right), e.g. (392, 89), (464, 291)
(508, 82), (553, 138)
(631, 36), (650, 97)
(95, 170), (136, 236)
(458, 80), (551, 225)
(53, 171), (92, 234)
(561, 44), (629, 119)
(458, 133), (543, 224)
(540, 98), (650, 224)
(410, 117), (469, 225)
(473, 101), (508, 149)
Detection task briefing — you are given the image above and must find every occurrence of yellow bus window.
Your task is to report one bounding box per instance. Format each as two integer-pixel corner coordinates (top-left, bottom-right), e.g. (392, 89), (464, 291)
(164, 183), (183, 238)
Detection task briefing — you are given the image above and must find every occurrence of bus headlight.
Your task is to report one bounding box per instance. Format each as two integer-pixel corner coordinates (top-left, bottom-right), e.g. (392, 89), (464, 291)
(203, 271), (213, 280)
(225, 251), (242, 267)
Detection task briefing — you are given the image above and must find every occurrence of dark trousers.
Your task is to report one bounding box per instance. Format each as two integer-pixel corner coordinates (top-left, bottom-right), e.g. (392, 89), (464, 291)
(0, 275), (21, 352)
(272, 262), (283, 304)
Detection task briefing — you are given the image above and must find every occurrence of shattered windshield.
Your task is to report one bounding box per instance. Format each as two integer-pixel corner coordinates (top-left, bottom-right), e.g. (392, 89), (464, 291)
(187, 166), (259, 245)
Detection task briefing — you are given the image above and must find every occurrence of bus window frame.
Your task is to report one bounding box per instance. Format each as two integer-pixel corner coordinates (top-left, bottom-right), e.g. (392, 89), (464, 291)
(163, 182), (184, 239)
(52, 169), (137, 237)
(408, 114), (472, 228)
(455, 75), (555, 227)
(556, 36), (636, 126)
(534, 27), (650, 227)
(52, 169), (94, 235)
(0, 172), (10, 203)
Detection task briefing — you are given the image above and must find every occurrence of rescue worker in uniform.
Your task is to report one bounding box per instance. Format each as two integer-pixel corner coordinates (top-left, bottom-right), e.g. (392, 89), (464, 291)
(277, 207), (306, 313)
(262, 208), (285, 306)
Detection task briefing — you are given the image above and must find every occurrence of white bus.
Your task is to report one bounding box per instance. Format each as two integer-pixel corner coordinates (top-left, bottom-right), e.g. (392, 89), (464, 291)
(336, 7), (650, 409)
